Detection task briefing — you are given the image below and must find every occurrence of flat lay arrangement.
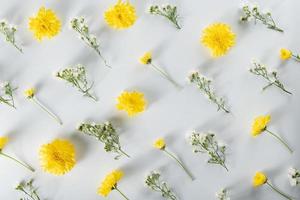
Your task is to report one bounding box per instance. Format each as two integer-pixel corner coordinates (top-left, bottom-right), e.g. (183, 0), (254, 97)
(0, 0), (300, 199)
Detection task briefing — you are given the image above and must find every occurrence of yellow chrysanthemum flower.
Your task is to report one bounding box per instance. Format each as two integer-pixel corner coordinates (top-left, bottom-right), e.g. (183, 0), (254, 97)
(24, 88), (36, 99)
(0, 136), (8, 150)
(140, 52), (152, 65)
(39, 139), (76, 175)
(116, 91), (146, 116)
(251, 115), (271, 136)
(153, 138), (166, 150)
(201, 23), (236, 57)
(29, 7), (61, 41)
(253, 172), (267, 187)
(104, 0), (137, 29)
(280, 48), (292, 60)
(98, 170), (124, 197)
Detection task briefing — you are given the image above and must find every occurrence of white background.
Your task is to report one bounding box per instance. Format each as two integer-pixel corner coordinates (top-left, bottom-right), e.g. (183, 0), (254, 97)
(1, 0), (300, 199)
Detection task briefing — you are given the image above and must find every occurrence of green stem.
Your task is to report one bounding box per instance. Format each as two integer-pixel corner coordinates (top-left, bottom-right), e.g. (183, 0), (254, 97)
(266, 182), (293, 200)
(0, 152), (35, 172)
(115, 187), (130, 200)
(265, 129), (293, 154)
(292, 54), (300, 62)
(119, 148), (130, 158)
(163, 149), (194, 180)
(32, 97), (63, 125)
(150, 63), (180, 89)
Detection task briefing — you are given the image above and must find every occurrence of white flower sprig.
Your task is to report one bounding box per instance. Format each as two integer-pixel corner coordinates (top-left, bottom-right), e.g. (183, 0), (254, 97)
(0, 82), (17, 109)
(188, 71), (230, 113)
(240, 4), (283, 32)
(288, 167), (300, 187)
(70, 17), (110, 68)
(189, 131), (228, 171)
(216, 188), (230, 200)
(24, 88), (63, 125)
(55, 64), (97, 101)
(149, 5), (181, 29)
(0, 20), (23, 52)
(249, 61), (292, 95)
(145, 171), (178, 200)
(77, 121), (130, 159)
(15, 179), (41, 200)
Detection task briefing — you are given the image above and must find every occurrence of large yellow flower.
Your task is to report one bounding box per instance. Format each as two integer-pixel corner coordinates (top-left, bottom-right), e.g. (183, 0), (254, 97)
(280, 48), (292, 60)
(116, 91), (146, 116)
(253, 172), (267, 187)
(39, 139), (76, 175)
(201, 23), (236, 57)
(29, 7), (61, 41)
(0, 136), (8, 150)
(140, 52), (152, 65)
(97, 170), (124, 197)
(153, 138), (166, 150)
(104, 0), (137, 29)
(251, 115), (271, 136)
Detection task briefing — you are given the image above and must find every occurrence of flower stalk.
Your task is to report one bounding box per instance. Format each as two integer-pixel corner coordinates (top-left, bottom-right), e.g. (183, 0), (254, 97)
(250, 61), (292, 95)
(163, 149), (194, 180)
(145, 171), (178, 200)
(0, 151), (34, 172)
(15, 179), (41, 200)
(0, 20), (23, 52)
(189, 131), (228, 171)
(31, 97), (63, 125)
(150, 63), (180, 88)
(114, 186), (130, 200)
(70, 17), (111, 68)
(77, 122), (130, 159)
(0, 82), (17, 108)
(149, 5), (181, 29)
(266, 182), (293, 200)
(240, 4), (283, 32)
(265, 129), (293, 154)
(55, 64), (97, 101)
(188, 71), (229, 113)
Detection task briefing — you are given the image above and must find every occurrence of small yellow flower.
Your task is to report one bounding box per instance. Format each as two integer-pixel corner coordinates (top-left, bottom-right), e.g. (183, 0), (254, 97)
(251, 115), (271, 136)
(253, 172), (268, 187)
(201, 23), (236, 57)
(24, 88), (36, 99)
(153, 138), (166, 150)
(39, 139), (76, 175)
(116, 91), (146, 116)
(0, 136), (8, 150)
(97, 170), (124, 197)
(29, 7), (61, 41)
(104, 0), (137, 29)
(140, 52), (152, 65)
(280, 48), (292, 60)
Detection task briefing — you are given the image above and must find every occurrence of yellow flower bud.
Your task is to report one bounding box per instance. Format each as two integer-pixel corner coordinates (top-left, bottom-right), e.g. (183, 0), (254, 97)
(0, 136), (8, 150)
(251, 115), (271, 136)
(253, 172), (268, 187)
(280, 48), (292, 60)
(153, 138), (166, 150)
(139, 52), (152, 65)
(24, 88), (36, 99)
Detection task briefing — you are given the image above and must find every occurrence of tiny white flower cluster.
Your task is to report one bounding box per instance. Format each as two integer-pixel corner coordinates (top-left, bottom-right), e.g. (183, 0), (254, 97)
(149, 4), (181, 29)
(70, 17), (110, 68)
(240, 3), (283, 32)
(145, 171), (177, 200)
(188, 71), (229, 113)
(288, 167), (300, 187)
(0, 81), (17, 108)
(216, 188), (230, 200)
(189, 131), (228, 171)
(77, 121), (130, 159)
(249, 61), (292, 95)
(0, 20), (22, 52)
(55, 64), (97, 101)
